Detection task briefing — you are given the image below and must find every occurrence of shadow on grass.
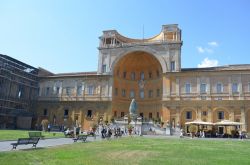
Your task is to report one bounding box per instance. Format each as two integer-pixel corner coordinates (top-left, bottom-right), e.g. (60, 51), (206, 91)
(20, 147), (46, 151)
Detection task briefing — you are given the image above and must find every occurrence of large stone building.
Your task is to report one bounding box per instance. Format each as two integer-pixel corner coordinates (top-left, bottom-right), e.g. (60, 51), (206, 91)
(6, 24), (250, 134)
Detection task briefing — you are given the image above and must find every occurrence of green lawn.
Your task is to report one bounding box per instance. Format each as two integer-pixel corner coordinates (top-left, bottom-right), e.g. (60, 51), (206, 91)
(0, 130), (64, 140)
(0, 137), (250, 165)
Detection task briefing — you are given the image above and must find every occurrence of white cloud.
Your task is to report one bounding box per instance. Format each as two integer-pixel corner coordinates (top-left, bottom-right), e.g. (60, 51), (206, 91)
(197, 57), (219, 68)
(208, 41), (218, 47)
(197, 46), (205, 53)
(197, 46), (213, 54)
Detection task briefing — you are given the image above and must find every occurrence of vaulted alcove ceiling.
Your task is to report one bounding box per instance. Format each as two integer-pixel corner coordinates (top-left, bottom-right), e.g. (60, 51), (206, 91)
(114, 51), (162, 71)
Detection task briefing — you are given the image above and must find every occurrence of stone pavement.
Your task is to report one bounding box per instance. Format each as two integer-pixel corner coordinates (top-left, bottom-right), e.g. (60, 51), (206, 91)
(0, 135), (103, 152)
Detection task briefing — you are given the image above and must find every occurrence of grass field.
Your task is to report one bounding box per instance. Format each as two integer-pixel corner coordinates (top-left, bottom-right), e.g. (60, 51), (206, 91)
(0, 137), (250, 165)
(0, 130), (64, 140)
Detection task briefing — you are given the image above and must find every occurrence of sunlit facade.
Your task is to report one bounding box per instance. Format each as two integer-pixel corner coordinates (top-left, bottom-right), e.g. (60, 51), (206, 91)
(35, 24), (250, 134)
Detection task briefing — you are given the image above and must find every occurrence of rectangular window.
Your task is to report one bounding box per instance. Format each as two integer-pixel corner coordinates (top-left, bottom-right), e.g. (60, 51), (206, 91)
(148, 72), (152, 79)
(185, 83), (191, 94)
(131, 72), (135, 80)
(202, 111), (207, 116)
(218, 111), (224, 120)
(56, 87), (60, 95)
(66, 87), (71, 96)
(123, 71), (126, 78)
(216, 83), (223, 93)
(186, 111), (192, 119)
(102, 64), (106, 73)
(140, 72), (144, 80)
(87, 110), (92, 118)
(77, 86), (82, 96)
(114, 111), (117, 117)
(130, 90), (135, 98)
(88, 86), (94, 95)
(200, 83), (207, 93)
(149, 112), (153, 119)
(157, 89), (160, 97)
(115, 88), (118, 96)
(140, 90), (144, 99)
(232, 83), (238, 93)
(46, 87), (50, 96)
(43, 109), (48, 116)
(64, 109), (69, 117)
(170, 61), (175, 71)
(148, 90), (153, 98)
(121, 112), (125, 117)
(122, 89), (126, 97)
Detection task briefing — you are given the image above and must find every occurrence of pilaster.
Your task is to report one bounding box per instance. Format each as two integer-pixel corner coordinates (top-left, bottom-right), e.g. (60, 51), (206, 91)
(241, 107), (246, 131)
(207, 106), (212, 122)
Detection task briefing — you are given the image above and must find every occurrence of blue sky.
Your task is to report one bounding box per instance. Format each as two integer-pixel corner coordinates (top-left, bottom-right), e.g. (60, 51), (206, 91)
(0, 0), (250, 73)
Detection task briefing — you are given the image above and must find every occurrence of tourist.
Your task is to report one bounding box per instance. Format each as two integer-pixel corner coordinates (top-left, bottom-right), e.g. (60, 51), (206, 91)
(48, 123), (51, 132)
(180, 128), (184, 138)
(202, 130), (205, 138)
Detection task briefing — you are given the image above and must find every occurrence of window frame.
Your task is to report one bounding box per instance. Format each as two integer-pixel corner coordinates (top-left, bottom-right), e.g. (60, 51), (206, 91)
(200, 83), (207, 94)
(232, 83), (238, 93)
(216, 83), (223, 93)
(218, 111), (224, 120)
(139, 89), (144, 99)
(186, 111), (192, 120)
(170, 61), (175, 71)
(185, 83), (191, 94)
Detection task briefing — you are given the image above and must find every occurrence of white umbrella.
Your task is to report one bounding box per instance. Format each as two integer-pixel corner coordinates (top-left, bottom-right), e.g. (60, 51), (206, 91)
(185, 119), (213, 125)
(214, 120), (243, 126)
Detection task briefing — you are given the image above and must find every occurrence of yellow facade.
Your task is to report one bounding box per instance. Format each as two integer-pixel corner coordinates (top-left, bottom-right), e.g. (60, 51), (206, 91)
(35, 24), (250, 134)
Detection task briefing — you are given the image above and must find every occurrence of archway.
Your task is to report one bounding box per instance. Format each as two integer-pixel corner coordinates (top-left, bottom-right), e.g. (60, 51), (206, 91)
(112, 51), (163, 121)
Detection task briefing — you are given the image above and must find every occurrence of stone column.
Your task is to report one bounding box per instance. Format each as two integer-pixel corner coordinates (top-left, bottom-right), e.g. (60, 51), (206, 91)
(241, 107), (246, 131)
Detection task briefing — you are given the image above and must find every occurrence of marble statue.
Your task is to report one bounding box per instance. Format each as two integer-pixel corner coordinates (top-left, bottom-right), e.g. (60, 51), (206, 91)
(129, 99), (137, 115)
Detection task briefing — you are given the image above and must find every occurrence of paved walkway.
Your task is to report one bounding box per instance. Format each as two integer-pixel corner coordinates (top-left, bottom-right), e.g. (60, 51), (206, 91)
(0, 136), (103, 152)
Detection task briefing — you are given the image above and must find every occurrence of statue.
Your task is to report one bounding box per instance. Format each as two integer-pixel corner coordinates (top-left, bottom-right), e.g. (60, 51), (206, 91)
(129, 99), (137, 115)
